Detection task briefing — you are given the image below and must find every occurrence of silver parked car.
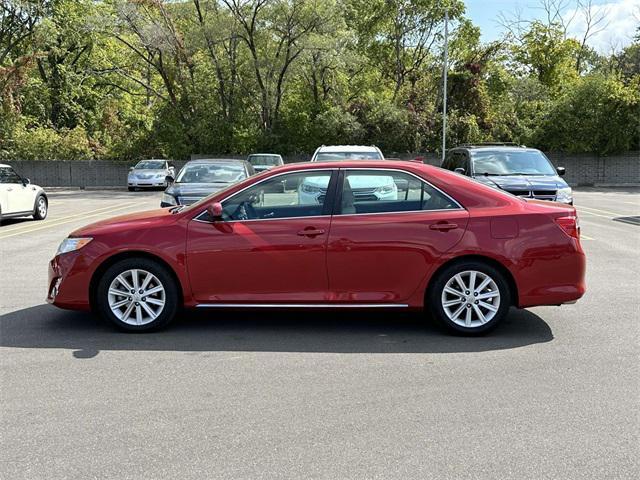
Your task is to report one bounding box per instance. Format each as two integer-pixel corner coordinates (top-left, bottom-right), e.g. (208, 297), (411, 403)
(161, 159), (255, 207)
(127, 159), (175, 191)
(246, 153), (284, 173)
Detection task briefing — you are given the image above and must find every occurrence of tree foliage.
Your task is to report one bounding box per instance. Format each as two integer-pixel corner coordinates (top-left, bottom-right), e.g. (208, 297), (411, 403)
(0, 0), (638, 160)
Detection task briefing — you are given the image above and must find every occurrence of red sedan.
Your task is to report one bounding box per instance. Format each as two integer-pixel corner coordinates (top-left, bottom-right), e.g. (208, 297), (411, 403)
(47, 161), (586, 334)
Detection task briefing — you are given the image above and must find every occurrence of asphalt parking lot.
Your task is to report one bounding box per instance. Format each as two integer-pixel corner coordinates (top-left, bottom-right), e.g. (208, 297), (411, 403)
(1, 188), (639, 479)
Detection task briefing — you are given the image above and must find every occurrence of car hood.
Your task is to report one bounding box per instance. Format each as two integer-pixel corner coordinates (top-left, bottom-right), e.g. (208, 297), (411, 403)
(253, 165), (275, 171)
(130, 169), (167, 176)
(71, 208), (175, 236)
(472, 175), (568, 191)
(166, 183), (230, 197)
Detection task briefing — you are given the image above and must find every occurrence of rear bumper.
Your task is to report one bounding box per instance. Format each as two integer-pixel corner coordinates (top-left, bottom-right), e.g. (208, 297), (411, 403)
(516, 244), (586, 307)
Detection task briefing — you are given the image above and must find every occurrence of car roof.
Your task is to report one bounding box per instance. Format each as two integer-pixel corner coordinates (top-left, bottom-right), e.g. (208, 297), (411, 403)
(451, 146), (540, 153)
(184, 158), (247, 165)
(248, 153), (281, 156)
(267, 159), (426, 173)
(316, 145), (379, 152)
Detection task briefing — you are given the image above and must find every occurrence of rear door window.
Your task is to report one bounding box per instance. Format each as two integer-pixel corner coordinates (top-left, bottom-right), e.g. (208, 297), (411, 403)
(338, 170), (460, 215)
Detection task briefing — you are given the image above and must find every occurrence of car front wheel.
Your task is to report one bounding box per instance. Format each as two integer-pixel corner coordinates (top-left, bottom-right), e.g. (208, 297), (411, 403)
(428, 261), (511, 335)
(96, 258), (179, 332)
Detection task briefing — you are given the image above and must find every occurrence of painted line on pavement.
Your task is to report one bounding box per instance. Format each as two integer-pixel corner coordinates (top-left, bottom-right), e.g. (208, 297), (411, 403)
(576, 205), (632, 217)
(0, 202), (134, 234)
(0, 203), (140, 240)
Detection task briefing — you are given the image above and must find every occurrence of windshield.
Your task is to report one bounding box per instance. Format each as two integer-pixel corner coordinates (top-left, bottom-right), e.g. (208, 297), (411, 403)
(315, 152), (382, 161)
(471, 150), (556, 176)
(176, 163), (246, 184)
(135, 160), (166, 169)
(248, 155), (281, 166)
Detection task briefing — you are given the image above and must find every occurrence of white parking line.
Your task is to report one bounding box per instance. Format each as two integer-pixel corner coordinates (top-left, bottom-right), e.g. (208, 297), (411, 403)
(576, 205), (636, 217)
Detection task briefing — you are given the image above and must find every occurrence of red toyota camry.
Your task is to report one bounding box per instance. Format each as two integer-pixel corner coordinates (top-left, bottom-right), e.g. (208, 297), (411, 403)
(48, 161), (586, 334)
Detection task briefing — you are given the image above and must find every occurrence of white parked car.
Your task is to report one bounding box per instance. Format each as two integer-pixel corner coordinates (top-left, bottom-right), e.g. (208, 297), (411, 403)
(127, 159), (175, 191)
(0, 164), (48, 223)
(310, 145), (385, 162)
(299, 173), (397, 205)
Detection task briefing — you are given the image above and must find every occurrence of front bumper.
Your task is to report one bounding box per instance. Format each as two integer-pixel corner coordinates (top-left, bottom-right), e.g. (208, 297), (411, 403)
(128, 179), (167, 187)
(47, 252), (92, 311)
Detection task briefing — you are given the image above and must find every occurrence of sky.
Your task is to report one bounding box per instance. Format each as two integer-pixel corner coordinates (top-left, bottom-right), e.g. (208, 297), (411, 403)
(465, 0), (639, 53)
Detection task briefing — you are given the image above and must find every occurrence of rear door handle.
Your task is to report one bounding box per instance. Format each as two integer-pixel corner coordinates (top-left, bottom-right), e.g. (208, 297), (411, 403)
(429, 222), (458, 232)
(297, 227), (326, 237)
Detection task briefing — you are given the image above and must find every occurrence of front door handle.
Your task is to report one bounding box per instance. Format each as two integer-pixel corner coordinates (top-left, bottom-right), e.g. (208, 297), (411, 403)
(297, 227), (326, 237)
(429, 222), (458, 232)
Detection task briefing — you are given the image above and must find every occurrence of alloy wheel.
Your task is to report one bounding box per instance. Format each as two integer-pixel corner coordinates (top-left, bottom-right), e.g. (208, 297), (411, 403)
(107, 269), (166, 326)
(37, 198), (47, 217)
(440, 270), (501, 328)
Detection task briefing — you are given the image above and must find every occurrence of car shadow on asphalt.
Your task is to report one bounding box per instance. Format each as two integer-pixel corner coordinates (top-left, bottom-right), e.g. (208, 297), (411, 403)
(0, 304), (553, 358)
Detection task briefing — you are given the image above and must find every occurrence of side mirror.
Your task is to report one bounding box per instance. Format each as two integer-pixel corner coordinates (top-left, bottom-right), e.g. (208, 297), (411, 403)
(207, 202), (223, 221)
(22, 177), (30, 185)
(165, 175), (175, 185)
(129, 166), (134, 171)
(454, 167), (466, 175)
(556, 166), (566, 176)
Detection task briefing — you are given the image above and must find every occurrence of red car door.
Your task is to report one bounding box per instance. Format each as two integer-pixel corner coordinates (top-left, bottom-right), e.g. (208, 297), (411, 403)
(186, 170), (337, 304)
(326, 168), (469, 304)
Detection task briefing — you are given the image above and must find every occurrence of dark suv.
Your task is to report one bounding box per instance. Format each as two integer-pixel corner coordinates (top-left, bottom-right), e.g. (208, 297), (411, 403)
(441, 143), (572, 204)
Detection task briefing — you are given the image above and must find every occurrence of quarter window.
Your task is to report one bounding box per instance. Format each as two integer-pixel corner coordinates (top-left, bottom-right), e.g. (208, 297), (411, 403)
(338, 170), (458, 215)
(221, 171), (334, 221)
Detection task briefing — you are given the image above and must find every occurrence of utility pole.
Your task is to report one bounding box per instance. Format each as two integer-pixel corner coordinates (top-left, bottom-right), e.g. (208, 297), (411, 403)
(442, 8), (449, 163)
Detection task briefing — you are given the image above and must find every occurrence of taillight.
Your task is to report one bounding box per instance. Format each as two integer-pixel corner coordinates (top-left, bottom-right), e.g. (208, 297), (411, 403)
(555, 215), (580, 239)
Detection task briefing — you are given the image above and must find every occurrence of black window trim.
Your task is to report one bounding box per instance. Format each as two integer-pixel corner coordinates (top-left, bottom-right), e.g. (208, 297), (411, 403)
(333, 167), (464, 217)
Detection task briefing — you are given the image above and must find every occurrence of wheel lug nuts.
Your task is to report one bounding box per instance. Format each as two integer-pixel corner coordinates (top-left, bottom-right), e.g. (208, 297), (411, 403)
(473, 292), (478, 296)
(130, 289), (135, 294)
(475, 300), (479, 304)
(466, 304), (471, 308)
(135, 302), (139, 306)
(465, 291), (470, 295)
(139, 290), (143, 294)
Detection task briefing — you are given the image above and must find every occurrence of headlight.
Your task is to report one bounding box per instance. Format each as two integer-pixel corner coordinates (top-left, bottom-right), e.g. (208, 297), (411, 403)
(162, 193), (177, 205)
(56, 237), (93, 256)
(556, 186), (573, 204)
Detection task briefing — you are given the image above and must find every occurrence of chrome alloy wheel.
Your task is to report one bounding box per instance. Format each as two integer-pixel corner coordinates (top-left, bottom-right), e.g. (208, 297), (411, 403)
(37, 197), (47, 217)
(441, 270), (501, 328)
(107, 269), (166, 326)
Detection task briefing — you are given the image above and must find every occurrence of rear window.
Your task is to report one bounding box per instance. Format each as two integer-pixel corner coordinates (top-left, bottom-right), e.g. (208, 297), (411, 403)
(315, 152), (382, 161)
(248, 155), (281, 166)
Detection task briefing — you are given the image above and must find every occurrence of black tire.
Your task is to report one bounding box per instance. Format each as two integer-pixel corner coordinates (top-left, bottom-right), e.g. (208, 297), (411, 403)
(427, 260), (511, 335)
(33, 195), (48, 220)
(128, 187), (135, 192)
(95, 258), (179, 332)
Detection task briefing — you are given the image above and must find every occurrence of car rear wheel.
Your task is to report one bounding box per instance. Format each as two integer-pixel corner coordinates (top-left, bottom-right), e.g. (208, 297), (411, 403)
(96, 258), (179, 332)
(428, 261), (511, 335)
(33, 195), (47, 220)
